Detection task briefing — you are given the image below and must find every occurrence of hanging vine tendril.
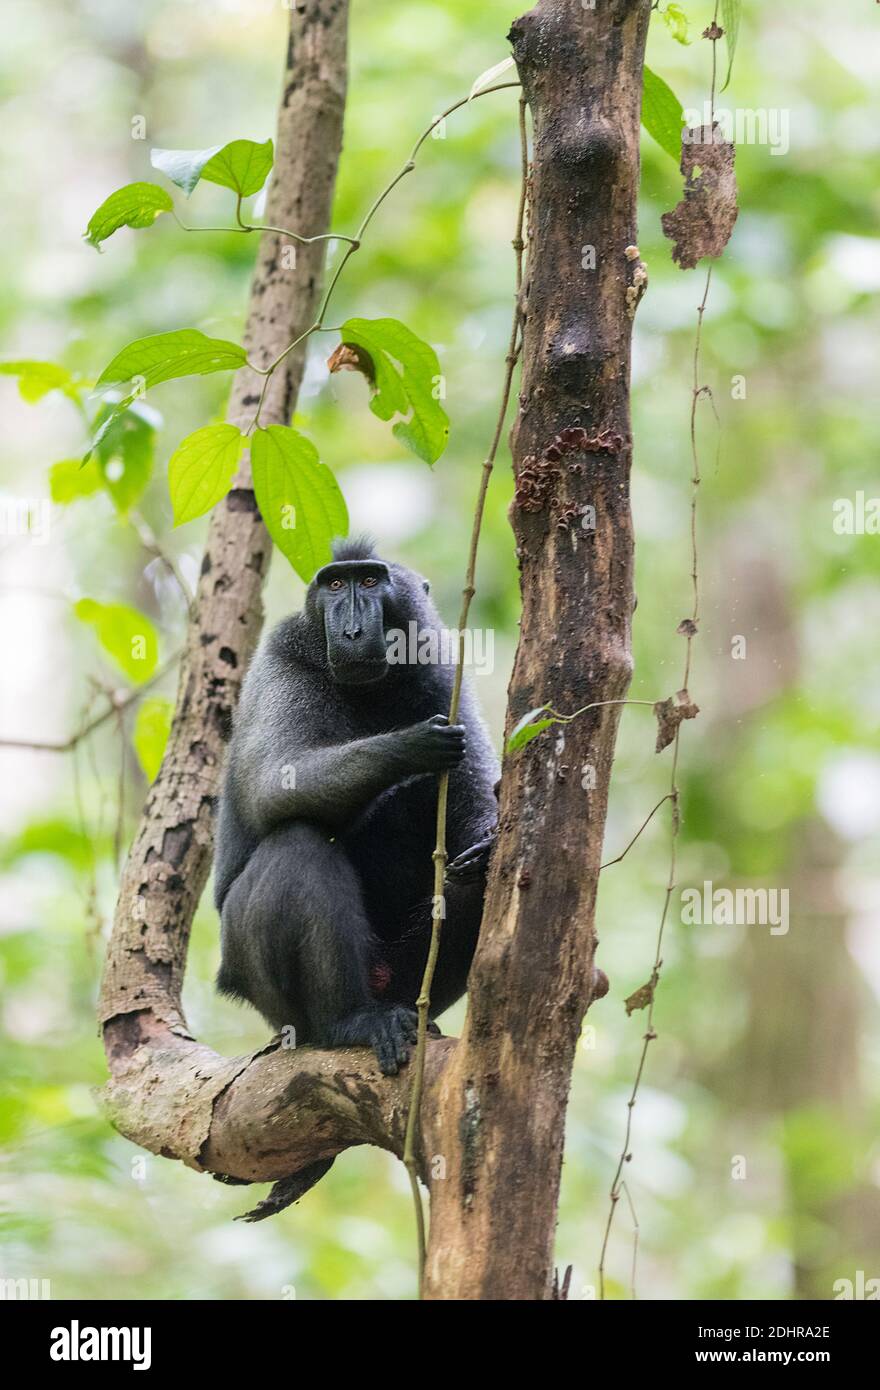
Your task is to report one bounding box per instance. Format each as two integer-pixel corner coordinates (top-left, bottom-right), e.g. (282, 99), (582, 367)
(402, 95), (530, 1298)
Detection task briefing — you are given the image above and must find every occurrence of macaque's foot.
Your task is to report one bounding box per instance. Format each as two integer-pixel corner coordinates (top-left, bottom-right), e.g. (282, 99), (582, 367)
(446, 833), (495, 884)
(328, 1004), (419, 1076)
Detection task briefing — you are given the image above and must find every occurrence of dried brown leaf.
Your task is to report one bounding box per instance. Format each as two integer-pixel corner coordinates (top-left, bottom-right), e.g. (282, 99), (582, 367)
(653, 692), (700, 752)
(327, 342), (375, 383)
(624, 978), (656, 1016)
(661, 122), (738, 270)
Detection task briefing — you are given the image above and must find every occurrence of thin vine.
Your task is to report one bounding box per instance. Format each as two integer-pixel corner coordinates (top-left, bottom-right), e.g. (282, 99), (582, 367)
(597, 2), (725, 1300)
(402, 94), (530, 1297)
(167, 82), (522, 435)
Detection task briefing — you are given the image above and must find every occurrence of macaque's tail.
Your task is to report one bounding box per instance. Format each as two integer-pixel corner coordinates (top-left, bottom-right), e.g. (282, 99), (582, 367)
(232, 1157), (335, 1222)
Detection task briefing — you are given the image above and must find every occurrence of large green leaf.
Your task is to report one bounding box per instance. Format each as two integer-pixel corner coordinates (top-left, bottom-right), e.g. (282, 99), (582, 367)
(250, 425), (348, 581)
(200, 139), (274, 198)
(96, 329), (247, 391)
(720, 0), (741, 92)
(168, 424), (242, 525)
(86, 331), (246, 461)
(150, 145), (222, 197)
(336, 317), (449, 464)
(133, 697), (174, 781)
(74, 599), (159, 682)
(641, 66), (685, 163)
(0, 360), (74, 403)
(84, 182), (173, 249)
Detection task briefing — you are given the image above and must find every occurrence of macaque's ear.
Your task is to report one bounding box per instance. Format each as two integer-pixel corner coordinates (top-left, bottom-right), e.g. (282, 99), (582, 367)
(422, 579), (430, 594)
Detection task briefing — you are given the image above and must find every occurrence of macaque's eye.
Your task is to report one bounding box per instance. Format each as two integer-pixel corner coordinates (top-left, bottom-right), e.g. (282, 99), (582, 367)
(328, 578), (345, 591)
(360, 576), (378, 588)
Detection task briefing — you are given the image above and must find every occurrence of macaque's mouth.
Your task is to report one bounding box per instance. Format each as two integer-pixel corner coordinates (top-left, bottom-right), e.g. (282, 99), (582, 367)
(329, 659), (390, 686)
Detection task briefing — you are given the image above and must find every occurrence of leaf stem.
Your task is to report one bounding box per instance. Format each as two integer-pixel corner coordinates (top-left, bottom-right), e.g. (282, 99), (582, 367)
(242, 78), (521, 438)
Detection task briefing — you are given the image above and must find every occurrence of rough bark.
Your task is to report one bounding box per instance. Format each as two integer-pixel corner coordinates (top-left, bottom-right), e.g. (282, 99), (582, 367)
(423, 0), (651, 1301)
(98, 0), (650, 1291)
(95, 0), (423, 1192)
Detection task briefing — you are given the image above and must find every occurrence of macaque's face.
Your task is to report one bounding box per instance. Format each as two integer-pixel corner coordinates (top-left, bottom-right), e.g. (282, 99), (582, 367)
(313, 560), (392, 685)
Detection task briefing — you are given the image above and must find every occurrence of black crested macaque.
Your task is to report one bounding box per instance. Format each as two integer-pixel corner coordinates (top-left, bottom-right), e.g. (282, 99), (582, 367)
(214, 537), (499, 1078)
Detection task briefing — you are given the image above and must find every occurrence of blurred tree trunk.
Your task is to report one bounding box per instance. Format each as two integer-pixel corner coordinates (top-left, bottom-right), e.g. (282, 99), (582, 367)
(424, 0), (651, 1300)
(710, 536), (880, 1298)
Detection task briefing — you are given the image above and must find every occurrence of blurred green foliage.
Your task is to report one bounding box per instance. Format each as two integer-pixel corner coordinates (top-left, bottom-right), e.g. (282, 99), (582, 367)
(1, 0), (879, 1301)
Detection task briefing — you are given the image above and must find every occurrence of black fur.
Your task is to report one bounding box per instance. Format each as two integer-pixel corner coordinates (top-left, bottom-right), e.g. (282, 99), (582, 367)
(214, 539), (499, 1078)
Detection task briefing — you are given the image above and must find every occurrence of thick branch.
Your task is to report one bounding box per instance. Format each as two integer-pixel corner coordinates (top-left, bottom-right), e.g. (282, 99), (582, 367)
(96, 0), (426, 1192)
(424, 0), (651, 1300)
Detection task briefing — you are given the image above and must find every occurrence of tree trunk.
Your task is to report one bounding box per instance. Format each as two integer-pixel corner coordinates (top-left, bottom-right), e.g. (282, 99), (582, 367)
(423, 0), (651, 1301)
(98, 0), (384, 1184)
(97, 0), (651, 1298)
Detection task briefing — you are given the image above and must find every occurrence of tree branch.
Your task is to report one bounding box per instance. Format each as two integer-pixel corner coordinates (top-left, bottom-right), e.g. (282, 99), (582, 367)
(94, 0), (431, 1202)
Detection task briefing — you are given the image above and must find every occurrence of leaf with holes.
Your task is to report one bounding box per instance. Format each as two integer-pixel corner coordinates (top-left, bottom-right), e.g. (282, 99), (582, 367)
(84, 182), (174, 249)
(74, 599), (159, 682)
(641, 66), (685, 163)
(332, 318), (449, 464)
(200, 139), (274, 198)
(168, 424), (243, 525)
(250, 425), (348, 581)
(661, 127), (739, 268)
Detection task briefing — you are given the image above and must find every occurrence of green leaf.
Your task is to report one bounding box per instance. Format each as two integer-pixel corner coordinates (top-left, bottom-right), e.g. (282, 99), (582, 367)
(84, 182), (173, 249)
(720, 0), (741, 92)
(83, 397), (135, 463)
(200, 139), (274, 198)
(132, 697), (174, 782)
(91, 398), (158, 513)
(336, 317), (449, 464)
(506, 707), (556, 753)
(168, 424), (242, 525)
(250, 425), (348, 582)
(96, 328), (247, 391)
(49, 458), (103, 504)
(1, 818), (94, 872)
(150, 145), (222, 197)
(85, 331), (246, 462)
(641, 66), (685, 163)
(662, 3), (690, 45)
(0, 360), (73, 403)
(74, 599), (159, 682)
